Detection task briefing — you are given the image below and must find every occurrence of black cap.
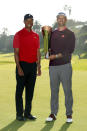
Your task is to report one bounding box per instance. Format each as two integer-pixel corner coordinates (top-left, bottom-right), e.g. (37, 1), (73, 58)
(24, 14), (33, 20)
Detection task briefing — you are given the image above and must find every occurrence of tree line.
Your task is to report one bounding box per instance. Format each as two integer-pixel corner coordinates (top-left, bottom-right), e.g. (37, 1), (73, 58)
(0, 20), (87, 58)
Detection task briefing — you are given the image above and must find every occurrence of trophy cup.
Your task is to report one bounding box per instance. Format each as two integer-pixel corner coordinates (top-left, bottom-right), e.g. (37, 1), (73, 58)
(42, 26), (52, 59)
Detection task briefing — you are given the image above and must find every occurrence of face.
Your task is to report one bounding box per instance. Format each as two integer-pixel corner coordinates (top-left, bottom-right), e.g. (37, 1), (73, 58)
(57, 15), (67, 27)
(24, 18), (33, 28)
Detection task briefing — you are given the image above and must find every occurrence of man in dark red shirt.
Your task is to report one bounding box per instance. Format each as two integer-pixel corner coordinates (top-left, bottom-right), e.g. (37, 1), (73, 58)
(13, 14), (41, 121)
(46, 12), (75, 123)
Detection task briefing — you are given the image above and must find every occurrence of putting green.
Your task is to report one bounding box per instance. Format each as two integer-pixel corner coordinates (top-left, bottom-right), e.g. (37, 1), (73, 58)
(0, 54), (87, 131)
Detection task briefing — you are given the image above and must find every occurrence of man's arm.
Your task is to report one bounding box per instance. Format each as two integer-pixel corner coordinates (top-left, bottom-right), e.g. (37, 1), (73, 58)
(14, 48), (24, 76)
(62, 32), (75, 56)
(37, 48), (41, 76)
(49, 53), (63, 60)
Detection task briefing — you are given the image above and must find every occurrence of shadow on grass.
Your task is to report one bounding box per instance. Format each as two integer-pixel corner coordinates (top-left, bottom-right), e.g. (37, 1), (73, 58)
(0, 61), (14, 64)
(59, 122), (72, 131)
(40, 121), (55, 131)
(0, 120), (26, 131)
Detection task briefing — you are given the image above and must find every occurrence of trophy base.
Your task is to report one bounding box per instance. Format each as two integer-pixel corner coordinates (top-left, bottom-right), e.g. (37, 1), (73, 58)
(45, 52), (49, 59)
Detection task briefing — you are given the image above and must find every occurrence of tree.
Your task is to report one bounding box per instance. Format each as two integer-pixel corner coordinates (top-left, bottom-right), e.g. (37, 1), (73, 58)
(63, 5), (72, 16)
(75, 26), (87, 58)
(33, 20), (41, 33)
(0, 28), (13, 53)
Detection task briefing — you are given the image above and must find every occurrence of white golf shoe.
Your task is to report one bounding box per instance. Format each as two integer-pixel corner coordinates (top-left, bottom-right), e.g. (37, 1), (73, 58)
(66, 115), (73, 123)
(46, 114), (56, 122)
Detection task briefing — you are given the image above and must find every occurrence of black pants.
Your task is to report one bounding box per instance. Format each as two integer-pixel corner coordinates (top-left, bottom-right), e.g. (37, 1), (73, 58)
(15, 61), (37, 116)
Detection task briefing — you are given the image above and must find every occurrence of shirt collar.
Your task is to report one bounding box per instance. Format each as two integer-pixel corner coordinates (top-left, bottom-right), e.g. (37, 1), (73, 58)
(58, 26), (67, 31)
(23, 27), (33, 33)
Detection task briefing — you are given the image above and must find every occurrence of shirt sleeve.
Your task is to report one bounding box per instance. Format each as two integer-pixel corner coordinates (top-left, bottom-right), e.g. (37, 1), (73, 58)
(62, 32), (75, 56)
(13, 33), (20, 48)
(68, 32), (75, 54)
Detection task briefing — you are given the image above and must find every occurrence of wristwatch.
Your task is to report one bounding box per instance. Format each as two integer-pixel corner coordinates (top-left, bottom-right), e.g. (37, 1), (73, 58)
(56, 54), (58, 58)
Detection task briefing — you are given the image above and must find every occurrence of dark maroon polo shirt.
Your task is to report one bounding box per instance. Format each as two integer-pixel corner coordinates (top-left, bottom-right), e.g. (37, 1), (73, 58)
(49, 28), (75, 66)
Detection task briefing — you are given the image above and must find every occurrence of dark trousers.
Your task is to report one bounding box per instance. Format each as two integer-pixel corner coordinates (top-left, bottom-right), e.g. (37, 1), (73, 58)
(15, 61), (37, 116)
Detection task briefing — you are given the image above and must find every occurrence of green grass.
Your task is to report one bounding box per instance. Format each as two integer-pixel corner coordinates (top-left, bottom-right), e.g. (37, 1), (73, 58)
(0, 53), (87, 131)
(72, 56), (87, 70)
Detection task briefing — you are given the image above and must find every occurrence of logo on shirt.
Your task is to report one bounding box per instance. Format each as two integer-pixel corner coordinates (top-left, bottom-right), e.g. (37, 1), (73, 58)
(34, 36), (37, 39)
(61, 35), (65, 38)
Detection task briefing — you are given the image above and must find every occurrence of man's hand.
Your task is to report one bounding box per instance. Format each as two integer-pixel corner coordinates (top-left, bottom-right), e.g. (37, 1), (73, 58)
(49, 53), (63, 60)
(58, 53), (63, 58)
(49, 55), (56, 60)
(37, 48), (41, 76)
(18, 66), (24, 76)
(37, 65), (41, 76)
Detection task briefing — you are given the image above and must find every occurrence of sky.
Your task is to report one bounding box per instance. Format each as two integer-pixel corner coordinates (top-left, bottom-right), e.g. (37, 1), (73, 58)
(0, 0), (87, 35)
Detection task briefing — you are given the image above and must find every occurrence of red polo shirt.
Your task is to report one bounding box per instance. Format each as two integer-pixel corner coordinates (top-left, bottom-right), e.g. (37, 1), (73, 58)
(13, 28), (40, 63)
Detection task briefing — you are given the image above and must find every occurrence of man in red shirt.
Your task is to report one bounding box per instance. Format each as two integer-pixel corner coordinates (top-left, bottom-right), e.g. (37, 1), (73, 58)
(13, 14), (41, 121)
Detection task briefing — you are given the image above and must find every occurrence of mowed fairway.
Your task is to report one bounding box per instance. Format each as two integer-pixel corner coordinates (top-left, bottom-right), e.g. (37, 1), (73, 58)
(0, 54), (87, 131)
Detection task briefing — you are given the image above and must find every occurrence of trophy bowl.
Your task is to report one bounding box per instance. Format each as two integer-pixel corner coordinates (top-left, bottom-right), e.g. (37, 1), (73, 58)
(42, 26), (52, 34)
(42, 26), (52, 59)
